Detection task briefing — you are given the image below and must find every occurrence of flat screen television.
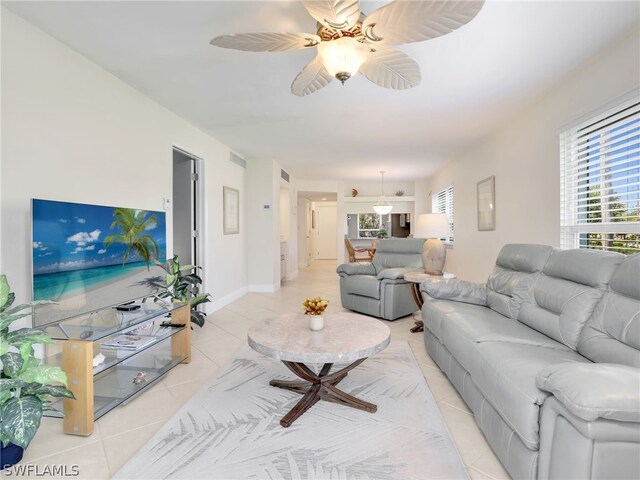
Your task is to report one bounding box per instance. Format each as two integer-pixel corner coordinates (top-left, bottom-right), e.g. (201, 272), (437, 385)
(31, 199), (167, 327)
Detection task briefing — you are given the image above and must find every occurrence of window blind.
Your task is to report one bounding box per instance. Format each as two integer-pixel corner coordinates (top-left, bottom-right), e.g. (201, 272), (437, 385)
(560, 97), (640, 254)
(432, 186), (454, 244)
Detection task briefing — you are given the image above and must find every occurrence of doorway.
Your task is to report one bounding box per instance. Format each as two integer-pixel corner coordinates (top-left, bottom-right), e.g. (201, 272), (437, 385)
(316, 204), (337, 259)
(172, 147), (202, 267)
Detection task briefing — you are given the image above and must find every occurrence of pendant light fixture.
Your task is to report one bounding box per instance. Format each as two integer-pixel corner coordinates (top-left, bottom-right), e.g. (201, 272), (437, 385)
(373, 171), (393, 215)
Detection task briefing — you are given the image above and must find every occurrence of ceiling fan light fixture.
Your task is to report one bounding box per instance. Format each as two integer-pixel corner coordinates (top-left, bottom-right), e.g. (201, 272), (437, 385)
(317, 37), (367, 84)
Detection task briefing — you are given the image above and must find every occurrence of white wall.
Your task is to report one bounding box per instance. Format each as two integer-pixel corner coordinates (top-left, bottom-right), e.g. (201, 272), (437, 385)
(297, 197), (311, 268)
(1, 9), (247, 319)
(285, 183), (298, 281)
(279, 186), (290, 241)
(420, 28), (640, 282)
(245, 159), (281, 291)
(278, 181), (298, 281)
(345, 181), (415, 198)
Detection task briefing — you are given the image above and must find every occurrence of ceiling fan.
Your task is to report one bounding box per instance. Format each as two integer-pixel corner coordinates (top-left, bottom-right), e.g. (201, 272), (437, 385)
(210, 0), (485, 96)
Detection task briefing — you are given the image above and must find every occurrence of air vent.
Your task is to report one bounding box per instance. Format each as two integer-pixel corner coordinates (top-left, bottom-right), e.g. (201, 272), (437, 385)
(281, 169), (290, 183)
(229, 152), (246, 168)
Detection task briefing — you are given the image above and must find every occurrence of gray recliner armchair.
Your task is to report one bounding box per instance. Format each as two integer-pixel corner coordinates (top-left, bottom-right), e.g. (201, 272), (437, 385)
(336, 238), (425, 320)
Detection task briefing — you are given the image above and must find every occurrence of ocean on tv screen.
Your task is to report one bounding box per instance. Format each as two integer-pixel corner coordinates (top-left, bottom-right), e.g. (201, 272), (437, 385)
(31, 199), (167, 324)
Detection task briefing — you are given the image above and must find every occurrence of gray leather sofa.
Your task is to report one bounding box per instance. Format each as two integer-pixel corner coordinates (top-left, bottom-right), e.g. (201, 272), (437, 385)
(420, 244), (640, 479)
(337, 238), (425, 320)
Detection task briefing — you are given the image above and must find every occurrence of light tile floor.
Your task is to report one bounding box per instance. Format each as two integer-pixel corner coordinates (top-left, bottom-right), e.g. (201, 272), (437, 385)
(20, 260), (510, 479)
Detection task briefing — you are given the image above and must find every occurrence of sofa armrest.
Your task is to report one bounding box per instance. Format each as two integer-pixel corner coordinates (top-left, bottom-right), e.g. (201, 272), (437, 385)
(376, 267), (422, 281)
(336, 262), (376, 277)
(420, 280), (487, 306)
(536, 363), (640, 423)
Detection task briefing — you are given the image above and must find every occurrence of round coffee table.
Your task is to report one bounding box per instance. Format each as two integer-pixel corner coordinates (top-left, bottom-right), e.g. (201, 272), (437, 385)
(247, 312), (390, 427)
(404, 271), (456, 333)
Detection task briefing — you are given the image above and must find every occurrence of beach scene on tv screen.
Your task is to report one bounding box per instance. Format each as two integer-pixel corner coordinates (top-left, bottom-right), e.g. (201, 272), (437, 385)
(32, 199), (167, 326)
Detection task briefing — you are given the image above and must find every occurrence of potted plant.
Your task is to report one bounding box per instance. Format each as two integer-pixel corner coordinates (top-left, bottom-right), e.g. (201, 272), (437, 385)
(377, 227), (388, 239)
(302, 297), (329, 331)
(151, 255), (211, 327)
(0, 274), (74, 469)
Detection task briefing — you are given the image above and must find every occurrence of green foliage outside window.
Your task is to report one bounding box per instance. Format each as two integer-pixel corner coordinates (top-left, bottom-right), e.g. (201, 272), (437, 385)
(358, 214), (382, 238)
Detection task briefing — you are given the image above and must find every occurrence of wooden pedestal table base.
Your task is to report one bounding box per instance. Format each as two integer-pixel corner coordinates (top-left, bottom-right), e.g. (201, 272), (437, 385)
(270, 358), (374, 427)
(408, 282), (425, 333)
(403, 272), (457, 334)
(247, 312), (391, 429)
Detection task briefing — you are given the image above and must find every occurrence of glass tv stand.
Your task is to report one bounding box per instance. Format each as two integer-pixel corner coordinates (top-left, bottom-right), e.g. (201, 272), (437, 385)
(43, 300), (191, 436)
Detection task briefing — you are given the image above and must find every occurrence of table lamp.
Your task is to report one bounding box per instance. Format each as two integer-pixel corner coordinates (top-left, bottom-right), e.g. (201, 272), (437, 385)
(414, 213), (450, 275)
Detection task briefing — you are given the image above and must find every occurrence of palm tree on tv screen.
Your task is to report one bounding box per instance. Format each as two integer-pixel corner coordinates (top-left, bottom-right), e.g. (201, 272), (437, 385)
(103, 208), (159, 268)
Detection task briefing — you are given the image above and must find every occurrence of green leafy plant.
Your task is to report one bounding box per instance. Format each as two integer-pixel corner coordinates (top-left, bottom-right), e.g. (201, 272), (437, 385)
(151, 255), (211, 328)
(377, 227), (388, 239)
(0, 275), (74, 449)
(103, 208), (159, 268)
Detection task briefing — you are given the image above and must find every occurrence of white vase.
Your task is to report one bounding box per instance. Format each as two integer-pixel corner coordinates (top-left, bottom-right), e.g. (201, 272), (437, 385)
(309, 315), (324, 331)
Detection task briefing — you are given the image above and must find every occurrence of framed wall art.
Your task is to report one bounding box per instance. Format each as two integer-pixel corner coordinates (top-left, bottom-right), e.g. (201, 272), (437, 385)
(477, 176), (495, 231)
(223, 186), (240, 235)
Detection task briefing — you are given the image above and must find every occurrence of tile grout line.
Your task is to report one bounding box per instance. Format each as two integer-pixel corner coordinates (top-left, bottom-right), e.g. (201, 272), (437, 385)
(22, 437), (103, 466)
(439, 399), (474, 416)
(469, 465), (501, 480)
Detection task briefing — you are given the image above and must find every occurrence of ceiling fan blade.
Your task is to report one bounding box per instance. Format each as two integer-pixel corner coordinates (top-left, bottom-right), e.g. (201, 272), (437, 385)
(291, 57), (334, 96)
(359, 48), (420, 90)
(300, 0), (361, 29)
(210, 32), (320, 52)
(362, 0), (485, 46)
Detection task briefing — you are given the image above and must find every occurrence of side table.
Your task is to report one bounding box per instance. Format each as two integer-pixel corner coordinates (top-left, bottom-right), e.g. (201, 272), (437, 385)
(403, 272), (456, 333)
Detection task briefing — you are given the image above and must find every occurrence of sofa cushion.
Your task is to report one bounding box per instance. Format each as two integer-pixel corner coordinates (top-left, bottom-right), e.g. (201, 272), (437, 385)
(536, 363), (640, 422)
(342, 275), (380, 300)
(578, 253), (640, 367)
(372, 238), (424, 273)
(543, 248), (622, 288)
(472, 342), (591, 450)
(376, 267), (421, 281)
(422, 299), (457, 342)
(516, 249), (623, 350)
(486, 244), (553, 318)
(440, 305), (571, 374)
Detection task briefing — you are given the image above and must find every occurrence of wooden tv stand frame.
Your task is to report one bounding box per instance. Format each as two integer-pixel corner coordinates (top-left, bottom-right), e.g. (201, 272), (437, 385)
(59, 304), (191, 436)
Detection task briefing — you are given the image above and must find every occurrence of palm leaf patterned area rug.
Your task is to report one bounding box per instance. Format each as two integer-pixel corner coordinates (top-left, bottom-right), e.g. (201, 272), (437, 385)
(115, 341), (469, 480)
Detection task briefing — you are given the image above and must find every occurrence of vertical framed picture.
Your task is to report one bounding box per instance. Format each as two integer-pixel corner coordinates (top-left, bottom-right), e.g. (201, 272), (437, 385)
(477, 176), (495, 231)
(223, 186), (240, 235)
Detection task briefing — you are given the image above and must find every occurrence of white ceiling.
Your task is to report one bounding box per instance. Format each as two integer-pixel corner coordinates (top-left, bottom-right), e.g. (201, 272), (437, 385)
(5, 1), (639, 182)
(297, 191), (338, 201)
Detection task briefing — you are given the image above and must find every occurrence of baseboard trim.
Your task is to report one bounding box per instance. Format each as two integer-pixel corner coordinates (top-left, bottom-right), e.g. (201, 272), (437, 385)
(248, 283), (279, 293)
(206, 286), (248, 313)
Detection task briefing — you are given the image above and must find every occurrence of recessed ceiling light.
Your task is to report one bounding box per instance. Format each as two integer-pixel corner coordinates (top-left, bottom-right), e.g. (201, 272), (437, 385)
(321, 198), (327, 201)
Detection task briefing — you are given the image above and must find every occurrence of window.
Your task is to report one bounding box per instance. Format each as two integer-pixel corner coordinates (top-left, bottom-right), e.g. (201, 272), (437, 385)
(560, 98), (640, 254)
(432, 186), (454, 244)
(358, 213), (386, 238)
